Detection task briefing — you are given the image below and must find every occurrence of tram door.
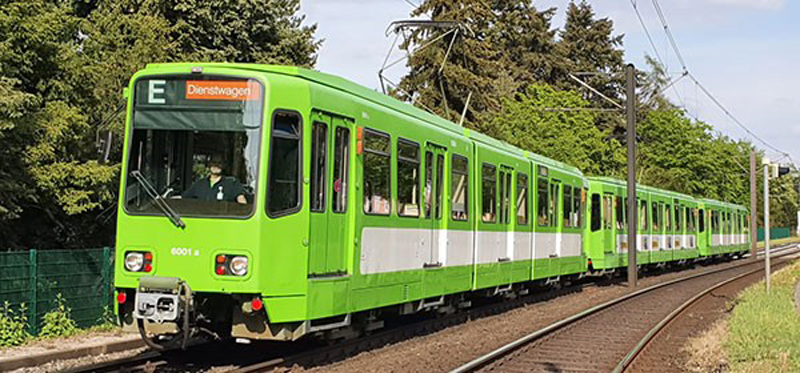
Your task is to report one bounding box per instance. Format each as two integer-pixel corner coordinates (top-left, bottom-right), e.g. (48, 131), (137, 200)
(308, 112), (351, 276)
(424, 144), (447, 267)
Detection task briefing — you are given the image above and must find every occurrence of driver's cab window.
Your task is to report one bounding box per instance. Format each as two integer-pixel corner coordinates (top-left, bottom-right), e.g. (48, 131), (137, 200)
(125, 76), (263, 218)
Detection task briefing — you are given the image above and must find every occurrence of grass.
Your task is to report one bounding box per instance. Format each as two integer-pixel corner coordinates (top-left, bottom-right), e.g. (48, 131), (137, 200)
(725, 260), (800, 372)
(757, 235), (800, 249)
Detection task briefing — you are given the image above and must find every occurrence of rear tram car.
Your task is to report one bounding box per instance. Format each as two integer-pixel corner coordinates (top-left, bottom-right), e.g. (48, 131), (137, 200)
(114, 63), (750, 347)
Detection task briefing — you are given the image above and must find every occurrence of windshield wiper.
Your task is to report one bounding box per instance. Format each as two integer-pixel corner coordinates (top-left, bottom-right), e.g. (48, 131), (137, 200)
(131, 170), (186, 229)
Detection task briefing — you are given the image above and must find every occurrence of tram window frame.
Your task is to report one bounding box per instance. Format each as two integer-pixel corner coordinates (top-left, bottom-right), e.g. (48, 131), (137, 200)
(481, 163), (497, 223)
(267, 110), (303, 218)
(537, 177), (549, 227)
(563, 185), (573, 228)
(591, 193), (601, 232)
(549, 182), (560, 228)
(362, 128), (391, 216)
(396, 138), (420, 218)
(310, 122), (328, 213)
(451, 154), (469, 221)
(332, 126), (349, 214)
(516, 172), (529, 225)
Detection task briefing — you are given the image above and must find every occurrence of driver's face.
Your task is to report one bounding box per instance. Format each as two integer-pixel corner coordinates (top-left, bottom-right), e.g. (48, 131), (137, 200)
(209, 165), (222, 175)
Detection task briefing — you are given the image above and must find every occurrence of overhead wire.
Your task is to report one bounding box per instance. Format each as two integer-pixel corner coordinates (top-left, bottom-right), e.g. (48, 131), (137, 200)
(629, 0), (688, 111)
(643, 0), (795, 167)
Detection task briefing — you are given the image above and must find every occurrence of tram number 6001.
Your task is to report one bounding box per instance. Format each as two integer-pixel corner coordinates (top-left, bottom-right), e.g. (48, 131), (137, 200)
(171, 247), (199, 256)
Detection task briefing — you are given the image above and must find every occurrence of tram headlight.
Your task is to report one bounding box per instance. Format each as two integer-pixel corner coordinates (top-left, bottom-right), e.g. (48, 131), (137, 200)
(125, 252), (144, 272)
(229, 256), (249, 276)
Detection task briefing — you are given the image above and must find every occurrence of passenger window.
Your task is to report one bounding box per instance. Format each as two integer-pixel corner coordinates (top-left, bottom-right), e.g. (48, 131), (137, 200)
(436, 153), (444, 219)
(517, 173), (529, 225)
(481, 163), (497, 223)
(499, 169), (511, 224)
(451, 155), (468, 221)
(397, 139), (420, 217)
(425, 151), (433, 219)
(363, 129), (391, 215)
(332, 127), (349, 213)
(699, 209), (705, 232)
(591, 193), (601, 232)
(615, 196), (624, 229)
(602, 195), (613, 230)
(639, 200), (648, 230)
(451, 155), (469, 221)
(310, 122), (327, 212)
(572, 188), (581, 228)
(665, 204), (672, 232)
(563, 185), (572, 228)
(537, 178), (549, 226)
(651, 203), (660, 231)
(267, 111), (301, 216)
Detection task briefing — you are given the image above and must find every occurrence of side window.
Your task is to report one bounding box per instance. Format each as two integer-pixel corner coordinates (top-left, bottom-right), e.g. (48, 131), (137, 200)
(615, 196), (624, 229)
(652, 202), (660, 231)
(665, 204), (672, 232)
(363, 129), (391, 215)
(310, 122), (328, 212)
(436, 153), (444, 219)
(267, 111), (301, 216)
(572, 187), (581, 228)
(499, 169), (511, 224)
(639, 200), (648, 230)
(481, 163), (497, 223)
(580, 188), (587, 228)
(451, 155), (469, 221)
(517, 173), (529, 225)
(563, 185), (573, 228)
(688, 208), (696, 231)
(332, 127), (349, 213)
(397, 139), (420, 217)
(699, 209), (706, 232)
(537, 178), (549, 226)
(602, 195), (612, 230)
(591, 193), (601, 232)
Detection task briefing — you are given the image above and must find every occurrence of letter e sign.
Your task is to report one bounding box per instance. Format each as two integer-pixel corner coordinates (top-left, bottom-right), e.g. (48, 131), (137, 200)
(148, 80), (166, 104)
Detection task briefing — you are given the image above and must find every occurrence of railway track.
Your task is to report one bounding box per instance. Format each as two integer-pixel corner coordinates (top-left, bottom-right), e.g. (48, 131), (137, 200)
(450, 247), (798, 373)
(63, 247), (793, 373)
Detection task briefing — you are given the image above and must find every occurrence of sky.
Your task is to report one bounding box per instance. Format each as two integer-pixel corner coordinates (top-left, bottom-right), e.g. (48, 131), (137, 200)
(299, 0), (800, 166)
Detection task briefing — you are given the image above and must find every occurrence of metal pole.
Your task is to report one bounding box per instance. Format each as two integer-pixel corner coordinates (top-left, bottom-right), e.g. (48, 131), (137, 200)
(763, 159), (771, 294)
(626, 63), (638, 288)
(750, 150), (757, 258)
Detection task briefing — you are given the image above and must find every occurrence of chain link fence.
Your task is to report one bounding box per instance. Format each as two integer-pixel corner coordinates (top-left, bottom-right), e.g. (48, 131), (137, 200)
(0, 248), (115, 335)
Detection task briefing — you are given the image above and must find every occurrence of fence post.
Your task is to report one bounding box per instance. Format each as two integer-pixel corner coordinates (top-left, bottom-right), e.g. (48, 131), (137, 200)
(27, 249), (37, 335)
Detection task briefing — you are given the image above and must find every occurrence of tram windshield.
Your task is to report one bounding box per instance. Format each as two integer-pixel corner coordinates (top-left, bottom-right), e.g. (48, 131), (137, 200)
(125, 76), (263, 218)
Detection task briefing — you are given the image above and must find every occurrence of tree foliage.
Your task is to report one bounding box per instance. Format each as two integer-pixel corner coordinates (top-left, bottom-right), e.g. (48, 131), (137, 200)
(0, 0), (319, 249)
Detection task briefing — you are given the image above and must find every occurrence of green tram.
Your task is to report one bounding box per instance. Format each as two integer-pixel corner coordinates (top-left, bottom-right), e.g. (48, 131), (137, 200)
(114, 63), (749, 347)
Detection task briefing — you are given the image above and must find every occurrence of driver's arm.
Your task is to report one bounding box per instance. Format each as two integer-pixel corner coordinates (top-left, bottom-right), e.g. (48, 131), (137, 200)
(230, 178), (247, 204)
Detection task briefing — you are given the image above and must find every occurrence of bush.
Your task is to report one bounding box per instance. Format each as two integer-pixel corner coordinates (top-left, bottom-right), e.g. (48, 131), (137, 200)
(39, 294), (78, 339)
(0, 301), (31, 347)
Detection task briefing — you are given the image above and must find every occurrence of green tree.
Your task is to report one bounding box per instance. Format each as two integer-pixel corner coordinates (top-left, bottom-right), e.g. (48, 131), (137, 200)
(486, 84), (625, 176)
(557, 1), (625, 104)
(395, 0), (561, 126)
(0, 0), (320, 248)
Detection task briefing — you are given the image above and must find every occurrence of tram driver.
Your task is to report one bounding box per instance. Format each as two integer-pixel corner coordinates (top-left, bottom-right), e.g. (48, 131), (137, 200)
(183, 156), (247, 204)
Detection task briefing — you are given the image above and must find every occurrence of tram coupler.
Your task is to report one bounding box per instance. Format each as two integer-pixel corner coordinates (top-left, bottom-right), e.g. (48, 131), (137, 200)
(134, 277), (194, 350)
